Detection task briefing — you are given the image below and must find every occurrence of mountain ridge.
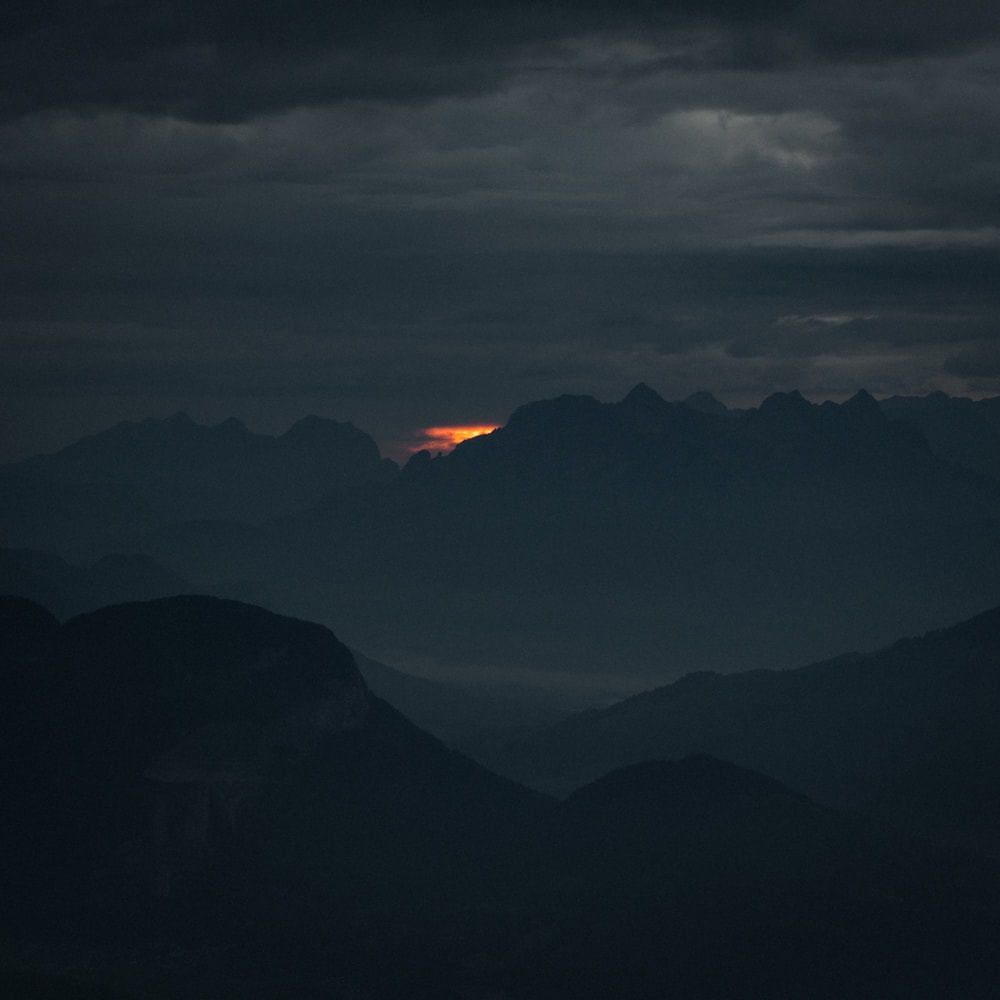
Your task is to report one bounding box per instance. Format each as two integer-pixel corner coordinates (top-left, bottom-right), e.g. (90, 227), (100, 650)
(5, 411), (397, 525)
(478, 603), (1000, 854)
(4, 386), (1000, 689)
(3, 592), (998, 998)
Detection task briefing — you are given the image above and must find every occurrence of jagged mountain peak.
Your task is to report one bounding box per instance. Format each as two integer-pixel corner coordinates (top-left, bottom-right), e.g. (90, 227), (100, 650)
(218, 415), (250, 434)
(280, 414), (381, 455)
(745, 389), (815, 440)
(621, 382), (668, 409)
(758, 388), (810, 412)
(283, 413), (352, 438)
(846, 387), (875, 403)
(748, 388), (902, 447)
(9, 409), (392, 524)
(504, 392), (603, 434)
(842, 388), (882, 416)
(682, 391), (730, 417)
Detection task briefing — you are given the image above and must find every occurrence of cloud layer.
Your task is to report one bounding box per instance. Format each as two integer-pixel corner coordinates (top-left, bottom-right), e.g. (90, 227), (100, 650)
(2, 2), (999, 459)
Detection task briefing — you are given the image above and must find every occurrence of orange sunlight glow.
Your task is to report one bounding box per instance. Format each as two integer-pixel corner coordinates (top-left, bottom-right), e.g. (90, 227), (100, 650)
(407, 425), (498, 454)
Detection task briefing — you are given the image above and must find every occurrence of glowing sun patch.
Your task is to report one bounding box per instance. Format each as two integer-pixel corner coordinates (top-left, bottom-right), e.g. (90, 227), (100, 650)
(408, 425), (497, 454)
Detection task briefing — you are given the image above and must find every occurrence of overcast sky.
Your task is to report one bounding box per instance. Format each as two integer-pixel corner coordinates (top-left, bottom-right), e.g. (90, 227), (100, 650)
(3, 1), (999, 462)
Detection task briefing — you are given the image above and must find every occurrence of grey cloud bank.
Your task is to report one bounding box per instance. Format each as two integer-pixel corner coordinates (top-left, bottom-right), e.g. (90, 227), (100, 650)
(2, 2), (999, 460)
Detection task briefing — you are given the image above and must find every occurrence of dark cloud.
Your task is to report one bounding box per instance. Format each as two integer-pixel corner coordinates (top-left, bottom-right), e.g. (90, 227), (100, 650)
(795, 1), (1000, 60)
(944, 343), (1000, 379)
(2, 2), (999, 461)
(3, 2), (999, 122)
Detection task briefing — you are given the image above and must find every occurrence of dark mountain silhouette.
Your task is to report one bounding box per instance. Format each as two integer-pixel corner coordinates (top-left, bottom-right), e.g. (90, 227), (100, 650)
(18, 595), (545, 867)
(681, 389), (734, 416)
(537, 755), (1000, 1000)
(0, 591), (58, 659)
(880, 390), (1000, 482)
(1, 595), (65, 913)
(1, 595), (550, 995)
(480, 605), (1000, 850)
(1, 595), (364, 883)
(5, 387), (1000, 692)
(3, 411), (396, 530)
(129, 384), (1000, 689)
(0, 547), (193, 620)
(677, 388), (1000, 474)
(4, 594), (999, 998)
(868, 727), (1000, 858)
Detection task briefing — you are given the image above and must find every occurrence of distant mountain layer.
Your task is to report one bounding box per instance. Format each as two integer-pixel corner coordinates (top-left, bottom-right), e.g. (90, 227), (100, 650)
(481, 603), (1000, 855)
(153, 383), (998, 685)
(681, 389), (1000, 482)
(3, 594), (998, 999)
(3, 412), (396, 526)
(879, 391), (1000, 482)
(0, 547), (193, 620)
(4, 387), (1000, 689)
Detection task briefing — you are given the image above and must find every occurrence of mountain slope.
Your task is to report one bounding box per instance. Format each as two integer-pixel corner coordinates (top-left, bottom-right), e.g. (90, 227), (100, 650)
(529, 755), (999, 1000)
(481, 605), (1000, 845)
(2, 595), (998, 998)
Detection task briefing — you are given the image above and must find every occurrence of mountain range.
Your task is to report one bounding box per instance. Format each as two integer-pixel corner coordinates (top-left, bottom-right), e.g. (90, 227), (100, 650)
(3, 593), (998, 998)
(4, 384), (1000, 996)
(3, 385), (999, 693)
(0, 412), (395, 556)
(478, 604), (1000, 855)
(144, 385), (1000, 688)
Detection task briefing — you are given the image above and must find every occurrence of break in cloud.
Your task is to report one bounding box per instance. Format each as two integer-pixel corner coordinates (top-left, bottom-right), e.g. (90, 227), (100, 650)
(1, 1), (999, 460)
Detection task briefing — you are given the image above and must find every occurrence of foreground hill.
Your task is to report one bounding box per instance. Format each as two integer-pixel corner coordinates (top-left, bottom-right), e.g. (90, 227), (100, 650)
(0, 595), (549, 997)
(480, 604), (1000, 852)
(3, 594), (998, 998)
(0, 543), (569, 746)
(540, 756), (998, 1000)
